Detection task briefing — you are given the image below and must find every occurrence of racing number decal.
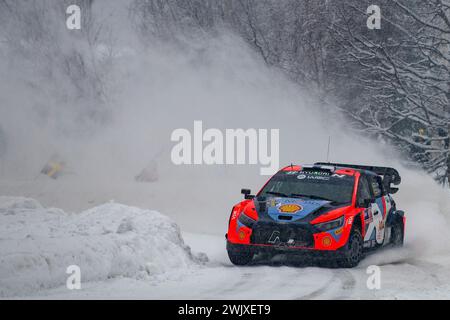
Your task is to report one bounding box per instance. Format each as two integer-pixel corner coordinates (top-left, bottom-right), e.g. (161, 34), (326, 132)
(364, 176), (390, 245)
(371, 196), (392, 244)
(363, 201), (385, 244)
(372, 201), (384, 244)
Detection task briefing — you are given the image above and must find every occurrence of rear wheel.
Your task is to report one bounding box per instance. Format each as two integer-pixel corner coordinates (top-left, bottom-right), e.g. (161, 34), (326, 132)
(337, 228), (363, 268)
(391, 220), (404, 247)
(227, 248), (254, 266)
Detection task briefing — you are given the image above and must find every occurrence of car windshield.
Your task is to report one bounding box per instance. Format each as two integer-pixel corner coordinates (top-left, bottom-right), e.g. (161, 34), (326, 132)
(259, 169), (355, 204)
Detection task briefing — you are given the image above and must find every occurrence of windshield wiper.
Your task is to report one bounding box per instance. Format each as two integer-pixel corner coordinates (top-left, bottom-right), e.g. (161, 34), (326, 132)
(290, 193), (334, 202)
(265, 192), (340, 203)
(265, 191), (290, 197)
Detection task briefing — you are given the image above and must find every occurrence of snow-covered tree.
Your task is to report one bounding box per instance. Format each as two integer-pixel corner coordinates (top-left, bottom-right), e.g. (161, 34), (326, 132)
(333, 0), (449, 185)
(0, 0), (113, 132)
(129, 0), (449, 186)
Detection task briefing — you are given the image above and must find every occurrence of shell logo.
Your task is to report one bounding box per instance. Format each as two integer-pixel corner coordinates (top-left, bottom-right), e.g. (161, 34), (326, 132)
(278, 204), (302, 214)
(322, 236), (332, 247)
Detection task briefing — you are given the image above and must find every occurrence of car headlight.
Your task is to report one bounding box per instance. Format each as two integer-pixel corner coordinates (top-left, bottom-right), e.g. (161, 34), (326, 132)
(238, 212), (256, 228)
(314, 216), (344, 232)
(228, 206), (236, 228)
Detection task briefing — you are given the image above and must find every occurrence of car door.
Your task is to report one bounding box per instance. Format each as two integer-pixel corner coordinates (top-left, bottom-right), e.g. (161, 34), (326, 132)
(358, 175), (377, 244)
(369, 175), (386, 244)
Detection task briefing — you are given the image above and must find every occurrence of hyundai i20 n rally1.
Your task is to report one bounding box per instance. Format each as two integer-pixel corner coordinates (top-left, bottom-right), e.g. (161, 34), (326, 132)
(226, 163), (405, 268)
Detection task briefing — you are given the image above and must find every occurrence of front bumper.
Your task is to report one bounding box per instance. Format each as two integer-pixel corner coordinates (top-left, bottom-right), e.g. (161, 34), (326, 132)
(228, 219), (349, 251)
(226, 240), (345, 259)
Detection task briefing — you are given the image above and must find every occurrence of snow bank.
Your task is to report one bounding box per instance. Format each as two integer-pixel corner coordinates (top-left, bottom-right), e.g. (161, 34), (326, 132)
(0, 196), (207, 297)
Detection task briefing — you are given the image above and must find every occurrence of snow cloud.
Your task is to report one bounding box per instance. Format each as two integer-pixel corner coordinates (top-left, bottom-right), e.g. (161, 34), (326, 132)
(0, 0), (449, 255)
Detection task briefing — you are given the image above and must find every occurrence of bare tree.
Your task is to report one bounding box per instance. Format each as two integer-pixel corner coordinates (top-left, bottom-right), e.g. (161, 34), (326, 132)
(0, 0), (114, 131)
(128, 0), (449, 186)
(333, 0), (449, 185)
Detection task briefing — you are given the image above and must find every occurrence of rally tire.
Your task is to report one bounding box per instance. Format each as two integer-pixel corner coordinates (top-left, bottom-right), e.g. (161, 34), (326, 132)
(227, 249), (254, 266)
(391, 220), (404, 247)
(337, 228), (363, 268)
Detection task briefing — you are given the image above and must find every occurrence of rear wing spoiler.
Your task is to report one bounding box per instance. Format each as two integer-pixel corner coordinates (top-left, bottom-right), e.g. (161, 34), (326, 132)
(314, 162), (401, 191)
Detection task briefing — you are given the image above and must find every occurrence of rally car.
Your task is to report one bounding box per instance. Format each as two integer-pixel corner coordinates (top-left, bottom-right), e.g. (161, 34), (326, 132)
(226, 163), (405, 268)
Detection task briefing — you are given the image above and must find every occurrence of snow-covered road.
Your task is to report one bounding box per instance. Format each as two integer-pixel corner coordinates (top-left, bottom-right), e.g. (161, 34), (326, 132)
(19, 234), (450, 299)
(1, 196), (450, 300)
(13, 233), (450, 300)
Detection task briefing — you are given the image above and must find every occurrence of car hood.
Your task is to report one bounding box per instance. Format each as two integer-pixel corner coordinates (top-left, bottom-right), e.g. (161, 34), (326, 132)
(253, 196), (347, 223)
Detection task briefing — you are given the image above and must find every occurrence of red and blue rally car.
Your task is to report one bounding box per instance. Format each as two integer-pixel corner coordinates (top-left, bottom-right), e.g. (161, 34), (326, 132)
(226, 163), (405, 268)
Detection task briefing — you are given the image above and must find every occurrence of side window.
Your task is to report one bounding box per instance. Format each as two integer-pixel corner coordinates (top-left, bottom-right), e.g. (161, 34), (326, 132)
(358, 175), (372, 202)
(370, 176), (383, 198)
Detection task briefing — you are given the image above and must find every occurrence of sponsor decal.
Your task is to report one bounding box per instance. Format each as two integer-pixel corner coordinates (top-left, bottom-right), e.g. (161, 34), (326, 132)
(268, 230), (280, 244)
(297, 174), (330, 181)
(298, 170), (330, 176)
(278, 203), (302, 214)
(295, 171), (350, 181)
(267, 198), (328, 222)
(364, 208), (373, 224)
(322, 236), (332, 247)
(293, 170), (353, 181)
(347, 216), (353, 225)
(308, 175), (329, 181)
(335, 228), (343, 235)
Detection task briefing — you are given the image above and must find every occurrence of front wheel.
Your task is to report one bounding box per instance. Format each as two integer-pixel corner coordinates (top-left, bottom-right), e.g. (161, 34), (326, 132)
(227, 248), (254, 266)
(337, 228), (363, 268)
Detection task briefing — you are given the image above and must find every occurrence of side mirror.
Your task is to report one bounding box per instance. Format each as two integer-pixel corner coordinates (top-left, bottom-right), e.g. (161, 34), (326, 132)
(390, 187), (399, 194)
(241, 188), (255, 200)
